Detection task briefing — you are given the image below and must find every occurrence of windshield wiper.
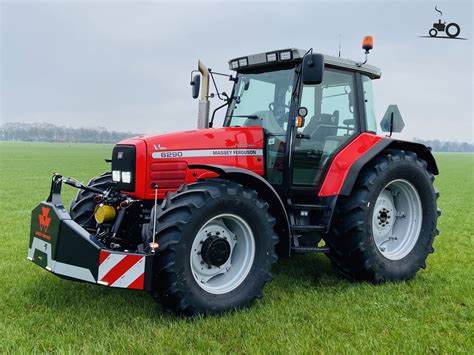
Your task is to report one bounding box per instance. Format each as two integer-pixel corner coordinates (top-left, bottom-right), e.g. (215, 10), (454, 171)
(226, 115), (259, 119)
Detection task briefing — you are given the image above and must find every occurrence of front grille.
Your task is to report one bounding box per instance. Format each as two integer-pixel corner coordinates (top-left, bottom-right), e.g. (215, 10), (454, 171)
(111, 145), (136, 191)
(149, 162), (187, 189)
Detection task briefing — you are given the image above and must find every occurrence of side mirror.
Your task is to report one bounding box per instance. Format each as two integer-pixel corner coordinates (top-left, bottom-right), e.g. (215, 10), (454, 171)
(302, 53), (324, 85)
(380, 105), (405, 135)
(191, 74), (201, 99)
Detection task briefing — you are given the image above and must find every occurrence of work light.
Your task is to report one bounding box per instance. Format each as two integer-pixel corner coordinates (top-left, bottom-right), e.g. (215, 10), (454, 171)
(279, 51), (292, 60)
(266, 53), (277, 62)
(238, 58), (248, 67)
(121, 171), (132, 184)
(112, 170), (121, 182)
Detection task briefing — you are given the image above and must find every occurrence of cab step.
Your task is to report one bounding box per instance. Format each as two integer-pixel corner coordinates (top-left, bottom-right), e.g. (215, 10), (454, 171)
(291, 246), (330, 254)
(288, 203), (327, 211)
(290, 225), (326, 232)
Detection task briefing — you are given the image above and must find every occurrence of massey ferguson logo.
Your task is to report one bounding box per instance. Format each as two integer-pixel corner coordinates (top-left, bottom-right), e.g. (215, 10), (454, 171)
(39, 207), (51, 232)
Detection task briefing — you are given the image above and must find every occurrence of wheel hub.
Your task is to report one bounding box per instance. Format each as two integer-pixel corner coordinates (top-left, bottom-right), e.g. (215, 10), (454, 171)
(377, 208), (391, 226)
(372, 179), (423, 260)
(190, 214), (255, 294)
(201, 235), (231, 267)
(373, 191), (395, 238)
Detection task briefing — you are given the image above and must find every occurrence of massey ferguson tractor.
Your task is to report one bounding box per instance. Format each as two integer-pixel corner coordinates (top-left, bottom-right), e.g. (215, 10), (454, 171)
(28, 37), (440, 316)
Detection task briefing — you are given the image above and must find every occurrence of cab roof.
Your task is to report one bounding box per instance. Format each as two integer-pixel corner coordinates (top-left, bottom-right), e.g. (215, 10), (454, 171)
(228, 48), (381, 79)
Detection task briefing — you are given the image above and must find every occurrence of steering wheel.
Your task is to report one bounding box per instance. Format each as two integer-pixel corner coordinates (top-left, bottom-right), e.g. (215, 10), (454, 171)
(268, 102), (291, 113)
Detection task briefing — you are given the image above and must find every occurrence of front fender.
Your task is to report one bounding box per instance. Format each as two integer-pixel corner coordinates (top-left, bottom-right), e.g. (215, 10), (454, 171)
(189, 164), (291, 257)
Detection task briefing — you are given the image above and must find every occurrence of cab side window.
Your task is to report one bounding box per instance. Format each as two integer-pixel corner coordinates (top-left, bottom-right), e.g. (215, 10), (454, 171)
(362, 75), (377, 133)
(292, 69), (357, 186)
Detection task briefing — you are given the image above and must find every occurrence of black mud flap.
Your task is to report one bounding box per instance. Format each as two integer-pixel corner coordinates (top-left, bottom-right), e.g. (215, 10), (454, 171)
(28, 174), (153, 291)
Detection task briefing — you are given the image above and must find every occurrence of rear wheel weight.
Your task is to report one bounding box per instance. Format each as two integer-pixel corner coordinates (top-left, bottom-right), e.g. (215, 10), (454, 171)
(144, 179), (278, 316)
(326, 150), (440, 282)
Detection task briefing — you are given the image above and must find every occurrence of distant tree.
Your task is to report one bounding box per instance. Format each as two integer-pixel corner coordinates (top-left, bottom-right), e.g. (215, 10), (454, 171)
(0, 122), (141, 144)
(413, 138), (474, 152)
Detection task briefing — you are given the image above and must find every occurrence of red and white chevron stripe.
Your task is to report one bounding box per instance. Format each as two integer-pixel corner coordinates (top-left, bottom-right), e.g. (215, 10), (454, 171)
(97, 251), (145, 289)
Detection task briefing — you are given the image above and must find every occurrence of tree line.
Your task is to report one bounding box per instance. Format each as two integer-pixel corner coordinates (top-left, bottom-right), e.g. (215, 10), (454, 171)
(413, 138), (474, 153)
(0, 122), (141, 144)
(0, 122), (472, 152)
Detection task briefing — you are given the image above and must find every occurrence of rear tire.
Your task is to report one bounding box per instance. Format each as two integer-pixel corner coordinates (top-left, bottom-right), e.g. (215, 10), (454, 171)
(69, 172), (112, 231)
(326, 150), (440, 282)
(143, 179), (278, 316)
(446, 23), (460, 38)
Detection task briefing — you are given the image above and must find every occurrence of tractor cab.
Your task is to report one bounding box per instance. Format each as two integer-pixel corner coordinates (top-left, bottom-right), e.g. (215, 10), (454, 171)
(222, 48), (381, 190)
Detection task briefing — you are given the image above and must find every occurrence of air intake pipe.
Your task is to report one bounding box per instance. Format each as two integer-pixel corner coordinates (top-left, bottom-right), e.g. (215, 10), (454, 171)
(197, 60), (210, 129)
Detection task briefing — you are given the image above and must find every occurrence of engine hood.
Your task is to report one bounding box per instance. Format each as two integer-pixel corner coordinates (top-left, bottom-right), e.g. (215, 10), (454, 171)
(139, 126), (264, 154)
(117, 126), (265, 199)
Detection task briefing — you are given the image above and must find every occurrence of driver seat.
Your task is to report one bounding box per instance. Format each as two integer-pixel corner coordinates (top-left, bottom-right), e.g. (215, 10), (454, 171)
(302, 110), (340, 148)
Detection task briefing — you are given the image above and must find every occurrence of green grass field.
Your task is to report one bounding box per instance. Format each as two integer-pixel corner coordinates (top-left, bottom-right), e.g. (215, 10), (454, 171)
(0, 142), (473, 353)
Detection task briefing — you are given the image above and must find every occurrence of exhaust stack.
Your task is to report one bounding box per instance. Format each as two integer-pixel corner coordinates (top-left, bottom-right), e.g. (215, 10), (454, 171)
(197, 60), (210, 129)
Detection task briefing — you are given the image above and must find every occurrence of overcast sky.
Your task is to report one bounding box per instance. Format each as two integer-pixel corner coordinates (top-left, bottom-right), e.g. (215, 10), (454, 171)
(1, 0), (472, 141)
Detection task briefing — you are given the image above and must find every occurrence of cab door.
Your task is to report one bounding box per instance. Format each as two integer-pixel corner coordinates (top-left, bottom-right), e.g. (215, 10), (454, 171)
(292, 69), (359, 187)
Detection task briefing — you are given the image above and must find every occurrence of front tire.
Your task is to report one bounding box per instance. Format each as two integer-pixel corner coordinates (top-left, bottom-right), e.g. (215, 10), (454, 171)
(429, 28), (438, 37)
(326, 150), (440, 282)
(69, 172), (112, 232)
(143, 179), (278, 316)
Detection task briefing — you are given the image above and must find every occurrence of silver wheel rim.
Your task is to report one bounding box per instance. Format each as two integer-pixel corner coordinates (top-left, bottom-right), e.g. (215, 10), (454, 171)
(190, 213), (255, 294)
(372, 179), (422, 260)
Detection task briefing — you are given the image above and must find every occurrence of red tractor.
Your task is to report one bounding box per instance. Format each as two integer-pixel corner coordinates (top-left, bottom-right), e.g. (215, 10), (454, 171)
(28, 37), (440, 316)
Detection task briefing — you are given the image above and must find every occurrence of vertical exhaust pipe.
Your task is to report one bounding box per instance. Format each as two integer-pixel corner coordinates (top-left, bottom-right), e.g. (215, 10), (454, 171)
(197, 60), (210, 129)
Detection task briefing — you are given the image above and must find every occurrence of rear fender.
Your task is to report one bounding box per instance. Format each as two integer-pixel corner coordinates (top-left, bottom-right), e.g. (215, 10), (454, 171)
(189, 164), (291, 257)
(339, 138), (439, 196)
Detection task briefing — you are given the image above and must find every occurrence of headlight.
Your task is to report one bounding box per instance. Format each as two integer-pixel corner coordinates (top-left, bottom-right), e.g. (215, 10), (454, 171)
(121, 171), (132, 183)
(112, 170), (121, 182)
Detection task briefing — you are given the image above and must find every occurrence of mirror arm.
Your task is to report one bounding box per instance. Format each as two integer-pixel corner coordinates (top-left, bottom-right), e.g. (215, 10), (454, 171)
(209, 100), (230, 128)
(388, 112), (394, 137)
(208, 69), (229, 102)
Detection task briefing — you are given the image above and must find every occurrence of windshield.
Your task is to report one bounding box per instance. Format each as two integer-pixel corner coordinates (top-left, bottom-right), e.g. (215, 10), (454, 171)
(225, 66), (295, 134)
